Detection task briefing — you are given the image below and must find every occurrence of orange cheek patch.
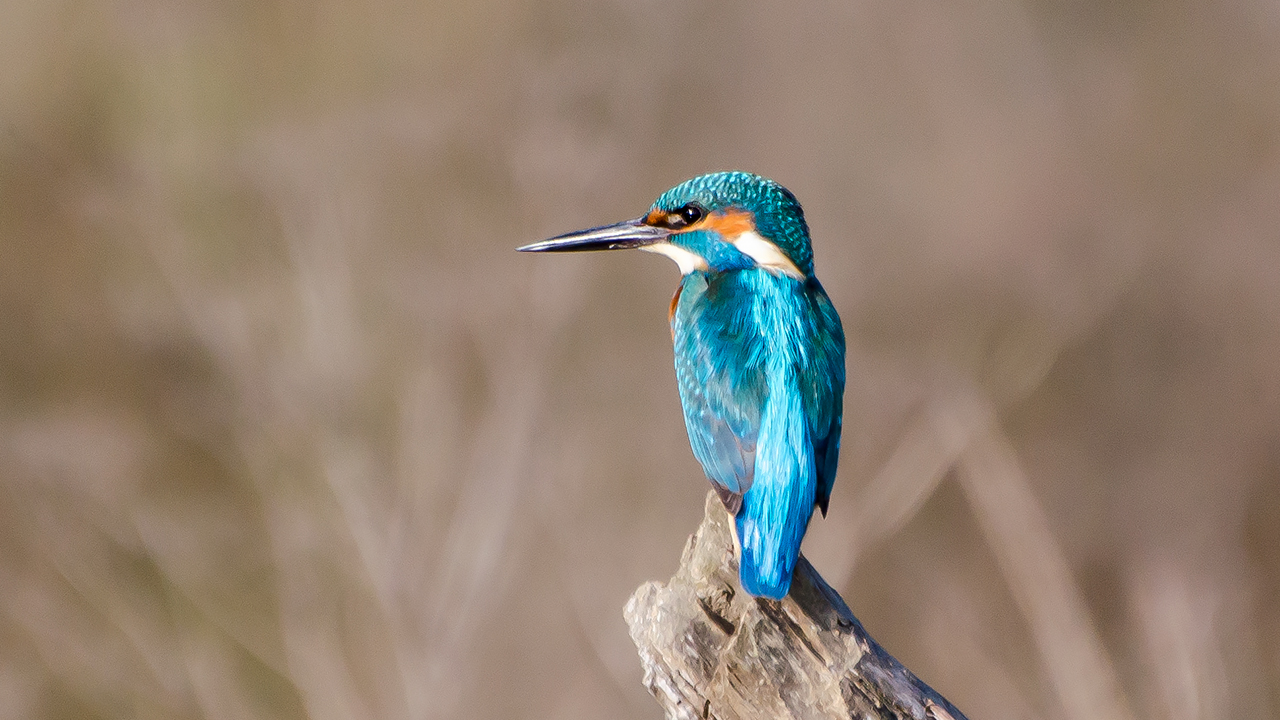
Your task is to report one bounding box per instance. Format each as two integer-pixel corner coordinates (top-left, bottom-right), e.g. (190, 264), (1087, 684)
(701, 209), (756, 238)
(655, 207), (757, 237)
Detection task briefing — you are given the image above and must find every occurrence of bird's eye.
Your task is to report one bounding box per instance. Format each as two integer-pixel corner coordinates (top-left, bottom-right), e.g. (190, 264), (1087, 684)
(669, 203), (705, 228)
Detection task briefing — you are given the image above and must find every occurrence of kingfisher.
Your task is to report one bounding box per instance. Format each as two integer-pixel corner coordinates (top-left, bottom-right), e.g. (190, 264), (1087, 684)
(519, 172), (845, 600)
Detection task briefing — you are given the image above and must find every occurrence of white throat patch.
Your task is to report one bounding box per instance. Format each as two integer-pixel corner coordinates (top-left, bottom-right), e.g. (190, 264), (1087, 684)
(731, 230), (804, 279)
(640, 242), (709, 275)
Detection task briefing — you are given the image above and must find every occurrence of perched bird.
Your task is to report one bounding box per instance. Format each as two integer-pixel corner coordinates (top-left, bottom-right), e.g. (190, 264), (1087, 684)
(519, 172), (845, 599)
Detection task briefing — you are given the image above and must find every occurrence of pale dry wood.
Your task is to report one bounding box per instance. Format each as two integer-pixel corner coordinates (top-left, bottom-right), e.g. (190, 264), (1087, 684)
(625, 491), (969, 720)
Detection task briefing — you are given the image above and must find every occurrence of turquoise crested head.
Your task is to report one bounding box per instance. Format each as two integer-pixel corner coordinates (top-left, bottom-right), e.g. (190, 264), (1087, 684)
(518, 171), (815, 280)
(646, 171), (813, 277)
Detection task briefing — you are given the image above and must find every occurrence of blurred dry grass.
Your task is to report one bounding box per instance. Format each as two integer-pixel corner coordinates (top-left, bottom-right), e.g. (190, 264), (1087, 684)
(1, 1), (1278, 718)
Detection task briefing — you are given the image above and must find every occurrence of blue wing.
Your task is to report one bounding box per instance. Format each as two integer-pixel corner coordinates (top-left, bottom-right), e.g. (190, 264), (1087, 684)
(806, 278), (845, 517)
(672, 273), (765, 514)
(672, 271), (845, 599)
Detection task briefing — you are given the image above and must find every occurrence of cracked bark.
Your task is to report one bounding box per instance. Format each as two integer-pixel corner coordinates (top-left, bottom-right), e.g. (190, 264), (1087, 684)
(624, 491), (969, 720)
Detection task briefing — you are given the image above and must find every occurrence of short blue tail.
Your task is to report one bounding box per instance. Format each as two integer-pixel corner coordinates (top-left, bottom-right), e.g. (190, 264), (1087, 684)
(735, 495), (812, 599)
(734, 391), (817, 600)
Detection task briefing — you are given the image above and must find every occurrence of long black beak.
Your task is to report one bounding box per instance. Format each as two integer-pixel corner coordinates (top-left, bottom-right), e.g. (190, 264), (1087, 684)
(517, 217), (670, 253)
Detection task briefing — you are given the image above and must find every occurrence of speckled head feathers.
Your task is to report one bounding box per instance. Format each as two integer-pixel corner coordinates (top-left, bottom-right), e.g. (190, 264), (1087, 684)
(651, 172), (814, 276)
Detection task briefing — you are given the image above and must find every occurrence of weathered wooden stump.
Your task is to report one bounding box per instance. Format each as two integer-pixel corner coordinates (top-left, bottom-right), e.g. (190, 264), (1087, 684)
(625, 491), (968, 720)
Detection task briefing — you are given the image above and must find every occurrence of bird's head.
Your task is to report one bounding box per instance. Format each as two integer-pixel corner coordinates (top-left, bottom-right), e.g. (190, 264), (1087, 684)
(519, 172), (813, 279)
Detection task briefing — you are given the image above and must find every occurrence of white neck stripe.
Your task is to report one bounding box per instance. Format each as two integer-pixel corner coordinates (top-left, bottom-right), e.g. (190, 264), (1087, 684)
(732, 230), (804, 279)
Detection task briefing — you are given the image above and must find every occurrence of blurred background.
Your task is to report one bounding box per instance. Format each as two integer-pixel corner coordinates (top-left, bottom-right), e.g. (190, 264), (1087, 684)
(1, 0), (1278, 718)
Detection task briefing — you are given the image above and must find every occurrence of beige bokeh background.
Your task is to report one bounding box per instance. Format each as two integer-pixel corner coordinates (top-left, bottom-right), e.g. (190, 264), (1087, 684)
(2, 1), (1279, 718)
